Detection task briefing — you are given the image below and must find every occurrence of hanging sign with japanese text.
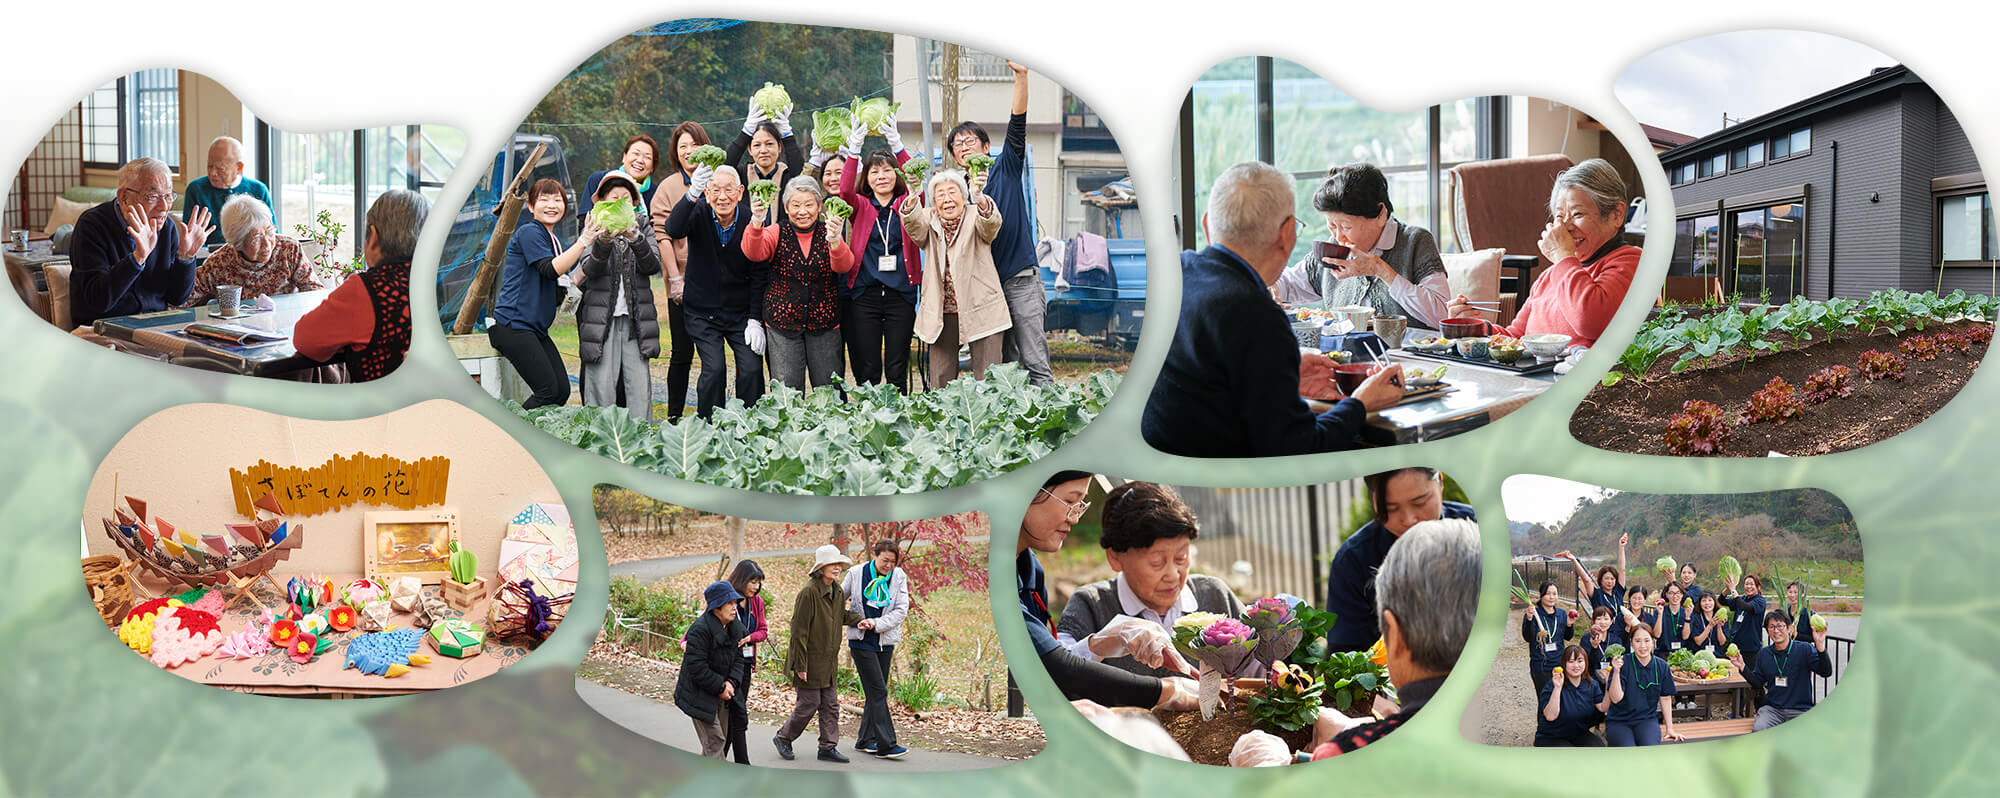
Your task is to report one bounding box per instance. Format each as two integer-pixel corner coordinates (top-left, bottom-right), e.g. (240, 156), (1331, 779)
(227, 454), (450, 517)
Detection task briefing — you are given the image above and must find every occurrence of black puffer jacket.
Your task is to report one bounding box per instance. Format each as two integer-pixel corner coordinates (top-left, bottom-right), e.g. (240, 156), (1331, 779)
(575, 211), (662, 362)
(673, 610), (736, 724)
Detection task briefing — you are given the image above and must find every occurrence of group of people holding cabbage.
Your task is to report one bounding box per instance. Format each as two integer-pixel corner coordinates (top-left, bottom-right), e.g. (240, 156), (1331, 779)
(489, 64), (1048, 422)
(1522, 537), (1834, 746)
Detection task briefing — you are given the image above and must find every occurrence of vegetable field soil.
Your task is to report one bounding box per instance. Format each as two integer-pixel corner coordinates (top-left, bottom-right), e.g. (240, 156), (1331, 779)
(1572, 320), (1988, 456)
(1153, 705), (1315, 765)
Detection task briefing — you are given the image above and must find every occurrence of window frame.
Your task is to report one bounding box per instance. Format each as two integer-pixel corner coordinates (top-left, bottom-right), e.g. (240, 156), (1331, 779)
(1935, 188), (1995, 266)
(80, 71), (182, 171)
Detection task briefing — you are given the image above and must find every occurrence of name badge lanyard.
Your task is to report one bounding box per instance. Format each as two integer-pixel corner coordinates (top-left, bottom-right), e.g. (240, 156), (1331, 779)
(878, 212), (899, 272)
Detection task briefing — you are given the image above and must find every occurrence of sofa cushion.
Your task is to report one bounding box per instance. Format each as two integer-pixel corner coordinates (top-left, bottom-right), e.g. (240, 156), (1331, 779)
(1443, 247), (1503, 310)
(45, 196), (96, 236)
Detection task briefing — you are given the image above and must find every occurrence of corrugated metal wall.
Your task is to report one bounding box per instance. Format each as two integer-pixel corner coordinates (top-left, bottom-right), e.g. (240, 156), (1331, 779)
(1174, 481), (1366, 607)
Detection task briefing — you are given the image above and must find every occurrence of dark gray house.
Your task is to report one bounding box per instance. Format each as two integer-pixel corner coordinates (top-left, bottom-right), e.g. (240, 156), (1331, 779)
(1662, 65), (1991, 301)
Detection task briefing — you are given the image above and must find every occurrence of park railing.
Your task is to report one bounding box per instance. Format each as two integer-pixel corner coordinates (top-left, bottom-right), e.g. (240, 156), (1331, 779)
(1818, 633), (1855, 701)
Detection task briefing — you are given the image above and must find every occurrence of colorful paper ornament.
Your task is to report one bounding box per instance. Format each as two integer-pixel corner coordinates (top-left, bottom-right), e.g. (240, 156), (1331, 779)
(290, 632), (319, 664)
(342, 579), (386, 608)
(268, 617), (300, 647)
(413, 594), (450, 630)
(345, 628), (426, 675)
(427, 618), (484, 658)
(488, 578), (571, 644)
(327, 605), (357, 632)
(148, 608), (223, 668)
(388, 577), (423, 613)
(359, 600), (394, 632)
(298, 612), (329, 637)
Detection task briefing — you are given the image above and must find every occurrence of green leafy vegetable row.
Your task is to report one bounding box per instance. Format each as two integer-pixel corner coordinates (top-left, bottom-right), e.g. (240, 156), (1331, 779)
(1608, 290), (1999, 384)
(509, 364), (1119, 495)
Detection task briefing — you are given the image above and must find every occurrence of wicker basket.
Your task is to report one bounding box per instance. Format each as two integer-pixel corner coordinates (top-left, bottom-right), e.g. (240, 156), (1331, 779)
(82, 555), (133, 628)
(1672, 669), (1730, 685)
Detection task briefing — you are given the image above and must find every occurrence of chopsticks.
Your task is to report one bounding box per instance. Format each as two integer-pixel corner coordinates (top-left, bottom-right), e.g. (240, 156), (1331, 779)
(1459, 301), (1502, 309)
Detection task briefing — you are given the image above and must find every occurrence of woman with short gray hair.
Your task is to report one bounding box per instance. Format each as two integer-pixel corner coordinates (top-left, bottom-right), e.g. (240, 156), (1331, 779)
(1447, 157), (1641, 348)
(185, 195), (320, 304)
(742, 174), (854, 391)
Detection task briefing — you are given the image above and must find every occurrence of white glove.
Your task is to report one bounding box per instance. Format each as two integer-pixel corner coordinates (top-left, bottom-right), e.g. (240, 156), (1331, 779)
(843, 124), (868, 157)
(882, 124), (904, 152)
(1089, 616), (1195, 675)
(773, 102), (794, 138)
(688, 164), (714, 196)
(742, 98), (767, 135)
(1153, 676), (1200, 711)
(745, 319), (766, 355)
(1228, 731), (1294, 767)
(807, 142), (833, 170)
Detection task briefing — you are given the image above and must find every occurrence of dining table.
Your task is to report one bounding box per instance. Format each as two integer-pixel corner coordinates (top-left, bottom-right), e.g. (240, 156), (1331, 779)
(1304, 326), (1559, 445)
(89, 288), (332, 377)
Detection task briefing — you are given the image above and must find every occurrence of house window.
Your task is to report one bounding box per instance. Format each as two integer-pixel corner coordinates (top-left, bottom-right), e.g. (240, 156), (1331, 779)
(264, 124), (460, 268)
(1745, 141), (1763, 166)
(1673, 162), (1697, 185)
(1700, 153), (1726, 178)
(1671, 214), (1722, 277)
(1772, 127), (1809, 159)
(1732, 202), (1805, 301)
(80, 70), (180, 170)
(1939, 192), (1996, 262)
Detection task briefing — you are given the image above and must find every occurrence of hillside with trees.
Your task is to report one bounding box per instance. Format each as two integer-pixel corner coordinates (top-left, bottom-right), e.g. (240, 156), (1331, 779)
(1511, 489), (1861, 564)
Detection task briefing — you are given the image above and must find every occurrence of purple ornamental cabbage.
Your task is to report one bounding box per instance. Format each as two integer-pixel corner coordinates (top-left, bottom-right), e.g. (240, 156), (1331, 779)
(1201, 618), (1254, 648)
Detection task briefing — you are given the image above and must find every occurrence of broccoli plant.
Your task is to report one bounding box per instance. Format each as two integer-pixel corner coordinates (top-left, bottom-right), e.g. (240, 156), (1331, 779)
(1663, 399), (1729, 456)
(1857, 350), (1908, 381)
(1740, 376), (1805, 425)
(1800, 365), (1854, 405)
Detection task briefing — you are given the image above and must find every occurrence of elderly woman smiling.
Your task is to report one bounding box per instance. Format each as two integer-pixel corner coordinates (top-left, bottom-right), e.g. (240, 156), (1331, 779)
(187, 195), (321, 305)
(902, 169), (1009, 387)
(1057, 482), (1244, 677)
(1447, 158), (1641, 348)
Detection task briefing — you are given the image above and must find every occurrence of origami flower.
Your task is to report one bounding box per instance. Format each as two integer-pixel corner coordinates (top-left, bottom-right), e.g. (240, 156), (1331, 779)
(298, 612), (329, 637)
(290, 632), (319, 664)
(217, 628), (273, 659)
(327, 605), (357, 632)
(343, 579), (386, 608)
(269, 617), (300, 646)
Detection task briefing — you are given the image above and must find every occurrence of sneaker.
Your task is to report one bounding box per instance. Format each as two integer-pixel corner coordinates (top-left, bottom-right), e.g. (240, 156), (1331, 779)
(855, 742), (879, 755)
(875, 745), (909, 760)
(773, 736), (794, 761)
(818, 747), (850, 763)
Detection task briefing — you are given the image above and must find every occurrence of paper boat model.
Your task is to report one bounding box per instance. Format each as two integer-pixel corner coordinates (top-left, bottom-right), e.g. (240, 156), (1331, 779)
(103, 491), (306, 588)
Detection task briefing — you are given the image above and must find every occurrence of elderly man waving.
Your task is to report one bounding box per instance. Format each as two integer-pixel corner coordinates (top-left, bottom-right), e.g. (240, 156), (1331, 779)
(69, 157), (213, 327)
(1141, 161), (1404, 458)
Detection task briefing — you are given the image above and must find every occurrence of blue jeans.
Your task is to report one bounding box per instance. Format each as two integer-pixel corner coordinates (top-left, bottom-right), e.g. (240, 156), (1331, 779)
(1603, 718), (1662, 746)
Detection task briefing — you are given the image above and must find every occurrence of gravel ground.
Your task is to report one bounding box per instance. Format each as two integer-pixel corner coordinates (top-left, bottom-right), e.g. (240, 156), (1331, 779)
(1461, 607), (1536, 746)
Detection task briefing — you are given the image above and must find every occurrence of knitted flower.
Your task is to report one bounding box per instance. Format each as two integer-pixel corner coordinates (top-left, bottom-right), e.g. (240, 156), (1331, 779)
(1202, 618), (1254, 648)
(117, 598), (182, 654)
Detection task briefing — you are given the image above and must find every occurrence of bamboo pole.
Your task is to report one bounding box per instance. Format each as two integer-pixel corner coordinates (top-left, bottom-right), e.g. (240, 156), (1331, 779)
(941, 43), (961, 147)
(452, 141), (548, 335)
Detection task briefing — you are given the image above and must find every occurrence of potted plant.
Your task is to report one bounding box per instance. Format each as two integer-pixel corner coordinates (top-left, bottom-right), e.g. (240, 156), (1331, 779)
(441, 541), (486, 611)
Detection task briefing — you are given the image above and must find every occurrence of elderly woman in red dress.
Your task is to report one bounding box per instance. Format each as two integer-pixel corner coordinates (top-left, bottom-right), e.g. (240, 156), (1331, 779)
(185, 195), (321, 305)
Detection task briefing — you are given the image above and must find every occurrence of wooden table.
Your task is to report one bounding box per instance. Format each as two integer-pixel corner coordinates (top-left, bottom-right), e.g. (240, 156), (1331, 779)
(3, 238), (66, 292)
(130, 570), (541, 698)
(1305, 328), (1558, 445)
(92, 289), (331, 376)
(1670, 674), (1754, 720)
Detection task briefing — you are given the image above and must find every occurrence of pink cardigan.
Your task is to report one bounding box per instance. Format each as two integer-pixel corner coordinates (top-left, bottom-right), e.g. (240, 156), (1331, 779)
(1494, 244), (1641, 348)
(838, 151), (924, 291)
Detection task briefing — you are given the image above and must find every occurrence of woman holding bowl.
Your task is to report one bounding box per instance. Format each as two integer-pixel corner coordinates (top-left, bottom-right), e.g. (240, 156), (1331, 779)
(1273, 163), (1450, 329)
(1446, 158), (1641, 348)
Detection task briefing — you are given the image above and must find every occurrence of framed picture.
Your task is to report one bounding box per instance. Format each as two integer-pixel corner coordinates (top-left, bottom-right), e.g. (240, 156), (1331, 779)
(363, 508), (459, 584)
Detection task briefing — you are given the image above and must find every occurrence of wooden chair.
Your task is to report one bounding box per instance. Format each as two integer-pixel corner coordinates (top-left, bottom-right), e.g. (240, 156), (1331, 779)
(1445, 155), (1573, 325)
(5, 256), (47, 324)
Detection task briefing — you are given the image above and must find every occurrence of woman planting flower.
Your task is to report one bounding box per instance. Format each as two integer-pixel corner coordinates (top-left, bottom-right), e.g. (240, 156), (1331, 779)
(647, 121), (715, 422)
(743, 176), (853, 391)
(575, 170), (663, 420)
(901, 170), (1008, 387)
(1058, 481), (1244, 677)
(489, 178), (594, 410)
(1520, 581), (1571, 694)
(837, 126), (924, 393)
(1602, 624), (1682, 745)
(1536, 645), (1608, 747)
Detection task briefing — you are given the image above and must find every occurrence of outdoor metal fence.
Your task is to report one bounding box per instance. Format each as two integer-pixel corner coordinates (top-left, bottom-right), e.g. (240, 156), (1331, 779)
(1176, 482), (1366, 607)
(1819, 634), (1855, 701)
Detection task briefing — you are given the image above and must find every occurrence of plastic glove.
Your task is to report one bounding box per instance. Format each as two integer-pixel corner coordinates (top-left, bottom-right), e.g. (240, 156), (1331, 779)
(844, 124), (868, 157)
(882, 124), (904, 152)
(1153, 676), (1200, 712)
(688, 164), (715, 197)
(1089, 616), (1195, 676)
(773, 102), (794, 137)
(1228, 731), (1293, 768)
(745, 319), (766, 355)
(742, 98), (767, 136)
(1309, 707), (1371, 750)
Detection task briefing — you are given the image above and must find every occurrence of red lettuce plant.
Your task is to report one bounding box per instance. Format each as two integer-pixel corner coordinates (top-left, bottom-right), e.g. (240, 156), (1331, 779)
(1857, 350), (1907, 381)
(1899, 335), (1941, 361)
(1740, 376), (1805, 425)
(1936, 331), (1972, 352)
(1800, 365), (1854, 404)
(1966, 324), (1992, 345)
(1664, 400), (1729, 456)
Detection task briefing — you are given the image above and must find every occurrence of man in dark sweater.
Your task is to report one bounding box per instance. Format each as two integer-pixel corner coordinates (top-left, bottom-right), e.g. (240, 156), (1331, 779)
(949, 60), (1051, 385)
(1730, 610), (1833, 731)
(663, 165), (769, 418)
(1140, 161), (1404, 457)
(69, 158), (213, 327)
